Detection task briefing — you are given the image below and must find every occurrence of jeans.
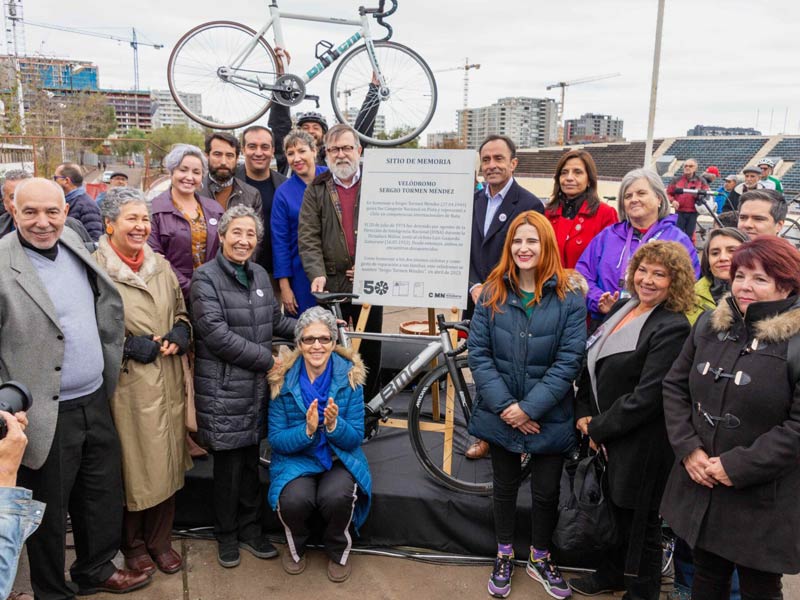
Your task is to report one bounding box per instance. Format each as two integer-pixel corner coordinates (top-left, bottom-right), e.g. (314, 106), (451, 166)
(0, 487), (45, 600)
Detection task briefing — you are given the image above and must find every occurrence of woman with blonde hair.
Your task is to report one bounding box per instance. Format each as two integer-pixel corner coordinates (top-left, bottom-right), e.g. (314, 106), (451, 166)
(468, 210), (587, 599)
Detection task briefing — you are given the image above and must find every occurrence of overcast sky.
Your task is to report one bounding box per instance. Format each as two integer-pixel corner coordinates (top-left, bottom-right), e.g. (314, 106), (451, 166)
(18, 0), (799, 142)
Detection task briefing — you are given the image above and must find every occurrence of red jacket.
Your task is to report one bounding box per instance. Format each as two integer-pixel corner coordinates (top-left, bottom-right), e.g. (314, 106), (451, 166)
(547, 201), (618, 269)
(667, 174), (708, 213)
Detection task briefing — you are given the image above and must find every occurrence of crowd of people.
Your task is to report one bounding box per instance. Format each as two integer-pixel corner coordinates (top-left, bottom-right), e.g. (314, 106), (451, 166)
(0, 119), (797, 600)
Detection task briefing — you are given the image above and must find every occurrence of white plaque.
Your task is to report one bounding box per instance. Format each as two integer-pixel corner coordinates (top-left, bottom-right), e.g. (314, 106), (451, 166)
(353, 149), (475, 309)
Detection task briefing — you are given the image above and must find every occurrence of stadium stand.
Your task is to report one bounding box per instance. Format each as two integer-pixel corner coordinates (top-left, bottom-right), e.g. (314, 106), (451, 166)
(664, 137), (769, 177)
(772, 138), (800, 160)
(516, 140), (664, 178)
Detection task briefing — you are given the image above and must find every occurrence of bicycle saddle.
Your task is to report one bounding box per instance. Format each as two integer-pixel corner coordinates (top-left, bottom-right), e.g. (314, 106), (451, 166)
(312, 292), (360, 304)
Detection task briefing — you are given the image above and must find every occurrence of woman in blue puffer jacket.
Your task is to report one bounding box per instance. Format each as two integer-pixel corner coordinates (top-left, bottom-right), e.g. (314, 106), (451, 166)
(468, 210), (586, 599)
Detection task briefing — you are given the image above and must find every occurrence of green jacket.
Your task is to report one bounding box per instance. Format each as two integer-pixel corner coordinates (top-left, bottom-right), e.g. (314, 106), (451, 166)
(298, 170), (360, 293)
(687, 276), (715, 325)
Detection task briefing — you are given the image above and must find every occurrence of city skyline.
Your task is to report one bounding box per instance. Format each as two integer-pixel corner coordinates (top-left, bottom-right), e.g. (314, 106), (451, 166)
(15, 0), (800, 140)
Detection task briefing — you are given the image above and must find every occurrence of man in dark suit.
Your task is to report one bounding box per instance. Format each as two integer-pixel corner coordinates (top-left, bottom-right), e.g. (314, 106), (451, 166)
(466, 134), (543, 459)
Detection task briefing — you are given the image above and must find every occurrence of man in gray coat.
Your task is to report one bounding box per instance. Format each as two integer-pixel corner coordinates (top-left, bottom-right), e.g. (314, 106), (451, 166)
(0, 178), (151, 599)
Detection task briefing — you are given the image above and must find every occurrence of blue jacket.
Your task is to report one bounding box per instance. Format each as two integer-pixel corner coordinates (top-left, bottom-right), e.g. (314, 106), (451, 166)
(267, 347), (372, 530)
(468, 276), (587, 454)
(575, 215), (700, 321)
(271, 167), (327, 314)
(65, 187), (103, 241)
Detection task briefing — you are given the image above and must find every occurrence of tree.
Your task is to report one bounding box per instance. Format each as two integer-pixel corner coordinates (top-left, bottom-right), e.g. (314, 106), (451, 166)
(114, 128), (147, 157)
(374, 126), (420, 149)
(148, 124), (205, 164)
(59, 91), (117, 154)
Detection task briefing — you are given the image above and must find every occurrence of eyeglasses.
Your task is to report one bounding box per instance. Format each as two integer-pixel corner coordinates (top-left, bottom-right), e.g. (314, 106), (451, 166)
(696, 402), (741, 429)
(52, 175), (67, 181)
(326, 145), (355, 155)
(299, 335), (333, 346)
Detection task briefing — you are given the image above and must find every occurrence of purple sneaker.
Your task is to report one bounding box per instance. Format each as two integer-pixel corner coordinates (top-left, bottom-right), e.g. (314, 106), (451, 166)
(488, 553), (514, 598)
(527, 552), (571, 599)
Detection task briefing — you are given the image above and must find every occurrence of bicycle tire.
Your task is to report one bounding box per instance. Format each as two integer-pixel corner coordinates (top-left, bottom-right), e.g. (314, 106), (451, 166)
(330, 41), (437, 147)
(168, 21), (283, 130)
(780, 217), (800, 249)
(408, 357), (531, 495)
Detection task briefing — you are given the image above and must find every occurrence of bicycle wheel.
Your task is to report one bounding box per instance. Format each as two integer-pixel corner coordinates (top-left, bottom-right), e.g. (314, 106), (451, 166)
(408, 357), (531, 495)
(780, 217), (800, 248)
(330, 41), (437, 147)
(168, 21), (283, 130)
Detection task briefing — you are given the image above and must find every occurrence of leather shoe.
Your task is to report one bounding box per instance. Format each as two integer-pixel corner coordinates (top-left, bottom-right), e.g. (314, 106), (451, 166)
(76, 568), (151, 595)
(7, 591), (33, 600)
(465, 439), (489, 459)
(152, 547), (183, 574)
(327, 558), (352, 583)
(124, 554), (157, 577)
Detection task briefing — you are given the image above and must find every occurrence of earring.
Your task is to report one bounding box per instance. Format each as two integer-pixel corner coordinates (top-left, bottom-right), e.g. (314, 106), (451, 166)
(106, 225), (114, 235)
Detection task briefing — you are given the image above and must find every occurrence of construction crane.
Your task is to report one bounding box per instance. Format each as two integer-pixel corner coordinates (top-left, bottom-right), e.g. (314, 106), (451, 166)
(434, 58), (481, 109)
(546, 72), (620, 145)
(9, 18), (162, 91)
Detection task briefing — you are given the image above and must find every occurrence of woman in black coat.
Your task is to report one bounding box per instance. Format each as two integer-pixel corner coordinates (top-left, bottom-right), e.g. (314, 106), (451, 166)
(661, 237), (800, 600)
(571, 241), (695, 599)
(191, 205), (296, 569)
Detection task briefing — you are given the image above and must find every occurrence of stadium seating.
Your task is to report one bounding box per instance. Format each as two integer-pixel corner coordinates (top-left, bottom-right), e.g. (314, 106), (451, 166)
(516, 141), (664, 179)
(664, 138), (769, 177)
(772, 138), (800, 160)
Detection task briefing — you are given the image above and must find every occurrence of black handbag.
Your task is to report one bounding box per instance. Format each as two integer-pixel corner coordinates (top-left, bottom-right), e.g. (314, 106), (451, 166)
(552, 450), (619, 553)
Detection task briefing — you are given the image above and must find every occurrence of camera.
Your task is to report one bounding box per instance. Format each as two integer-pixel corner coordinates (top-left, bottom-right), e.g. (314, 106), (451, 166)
(0, 381), (33, 440)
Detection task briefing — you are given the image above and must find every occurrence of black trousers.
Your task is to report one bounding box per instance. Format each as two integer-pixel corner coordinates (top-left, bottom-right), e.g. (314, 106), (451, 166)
(339, 302), (383, 399)
(692, 546), (783, 600)
(212, 444), (263, 546)
(489, 444), (562, 551)
(122, 495), (176, 558)
(18, 387), (123, 600)
(276, 461), (358, 564)
(594, 505), (663, 600)
(676, 211), (699, 238)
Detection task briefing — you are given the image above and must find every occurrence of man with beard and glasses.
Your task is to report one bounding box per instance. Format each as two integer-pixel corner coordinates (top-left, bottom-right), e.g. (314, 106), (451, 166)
(201, 132), (262, 215)
(297, 123), (383, 398)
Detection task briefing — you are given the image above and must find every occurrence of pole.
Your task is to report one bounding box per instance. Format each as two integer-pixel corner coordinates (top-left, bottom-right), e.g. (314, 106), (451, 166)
(643, 0), (665, 168)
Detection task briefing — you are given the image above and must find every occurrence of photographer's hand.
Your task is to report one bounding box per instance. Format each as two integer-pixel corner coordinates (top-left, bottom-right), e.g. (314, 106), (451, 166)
(0, 411), (27, 487)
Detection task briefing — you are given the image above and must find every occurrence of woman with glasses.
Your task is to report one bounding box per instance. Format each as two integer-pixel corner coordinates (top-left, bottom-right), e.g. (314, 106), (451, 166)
(267, 306), (371, 584)
(661, 236), (800, 600)
(190, 205), (296, 570)
(571, 241), (694, 598)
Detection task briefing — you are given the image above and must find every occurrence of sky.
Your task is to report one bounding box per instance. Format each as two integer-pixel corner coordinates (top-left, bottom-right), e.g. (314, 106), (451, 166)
(16, 0), (799, 142)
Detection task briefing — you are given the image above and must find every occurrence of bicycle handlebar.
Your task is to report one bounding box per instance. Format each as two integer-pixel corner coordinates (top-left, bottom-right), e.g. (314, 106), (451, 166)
(360, 0), (396, 41)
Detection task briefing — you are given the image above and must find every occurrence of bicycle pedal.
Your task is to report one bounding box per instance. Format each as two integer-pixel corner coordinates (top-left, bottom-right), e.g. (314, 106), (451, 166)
(380, 406), (393, 421)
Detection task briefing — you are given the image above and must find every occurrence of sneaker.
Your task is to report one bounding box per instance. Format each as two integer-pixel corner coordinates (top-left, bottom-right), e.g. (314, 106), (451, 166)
(527, 552), (571, 599)
(239, 535), (278, 559)
(568, 573), (623, 596)
(217, 542), (240, 568)
(488, 553), (514, 598)
(281, 550), (306, 575)
(327, 558), (352, 583)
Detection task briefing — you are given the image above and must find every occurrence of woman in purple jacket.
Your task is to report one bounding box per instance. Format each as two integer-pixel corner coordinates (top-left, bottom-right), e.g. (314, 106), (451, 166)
(576, 168), (700, 328)
(148, 144), (224, 302)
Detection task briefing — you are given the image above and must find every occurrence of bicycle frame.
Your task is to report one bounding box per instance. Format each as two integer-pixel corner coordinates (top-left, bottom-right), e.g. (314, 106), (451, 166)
(226, 1), (387, 95)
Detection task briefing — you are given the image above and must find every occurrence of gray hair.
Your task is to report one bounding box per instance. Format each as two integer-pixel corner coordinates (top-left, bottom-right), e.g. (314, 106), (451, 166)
(294, 306), (338, 346)
(164, 143), (208, 176)
(218, 204), (264, 241)
(100, 186), (149, 223)
(617, 168), (671, 221)
(283, 129), (317, 153)
(14, 177), (64, 207)
(3, 169), (32, 184)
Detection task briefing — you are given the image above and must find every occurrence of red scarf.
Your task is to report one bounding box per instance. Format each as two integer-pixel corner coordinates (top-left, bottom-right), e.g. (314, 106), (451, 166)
(109, 239), (144, 273)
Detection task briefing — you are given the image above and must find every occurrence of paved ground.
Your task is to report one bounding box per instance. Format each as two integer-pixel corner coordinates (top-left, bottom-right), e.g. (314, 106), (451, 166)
(11, 308), (800, 599)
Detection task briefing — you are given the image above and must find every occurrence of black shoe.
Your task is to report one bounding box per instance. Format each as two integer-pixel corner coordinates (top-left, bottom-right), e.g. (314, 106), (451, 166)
(568, 573), (624, 596)
(217, 543), (240, 568)
(239, 535), (278, 559)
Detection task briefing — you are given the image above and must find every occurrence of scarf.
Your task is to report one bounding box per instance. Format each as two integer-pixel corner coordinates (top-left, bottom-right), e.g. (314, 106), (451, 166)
(299, 358), (334, 470)
(709, 276), (730, 304)
(560, 190), (588, 220)
(109, 238), (145, 272)
(208, 175), (234, 195)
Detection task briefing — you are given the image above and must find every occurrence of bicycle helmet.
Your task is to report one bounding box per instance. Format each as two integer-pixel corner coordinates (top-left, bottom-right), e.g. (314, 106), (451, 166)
(296, 111), (329, 134)
(757, 158), (775, 168)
